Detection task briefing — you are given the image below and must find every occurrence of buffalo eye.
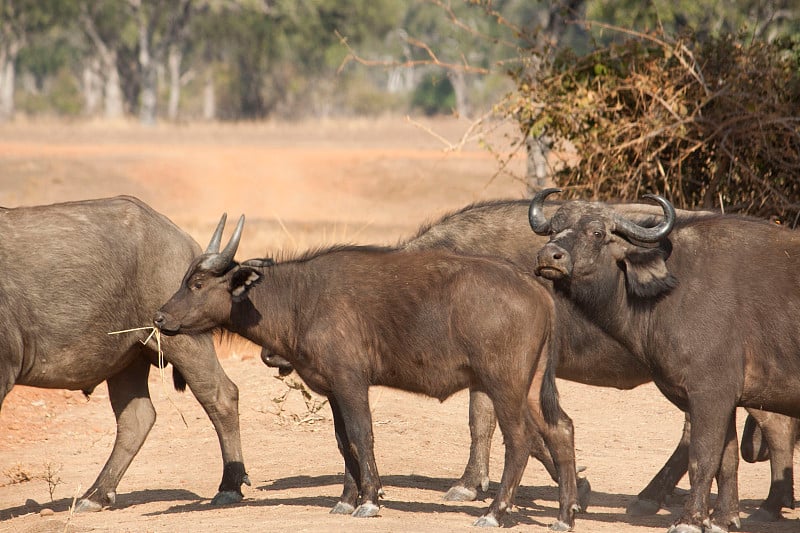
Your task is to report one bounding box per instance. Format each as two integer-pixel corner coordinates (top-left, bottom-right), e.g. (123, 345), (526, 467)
(191, 279), (203, 290)
(592, 230), (604, 239)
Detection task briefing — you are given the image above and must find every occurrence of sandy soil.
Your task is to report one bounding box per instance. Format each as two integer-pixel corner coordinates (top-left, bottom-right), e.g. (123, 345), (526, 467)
(0, 117), (797, 533)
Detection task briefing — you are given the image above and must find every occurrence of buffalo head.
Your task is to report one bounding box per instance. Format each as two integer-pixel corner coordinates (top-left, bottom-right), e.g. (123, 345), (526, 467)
(154, 214), (263, 335)
(529, 189), (678, 299)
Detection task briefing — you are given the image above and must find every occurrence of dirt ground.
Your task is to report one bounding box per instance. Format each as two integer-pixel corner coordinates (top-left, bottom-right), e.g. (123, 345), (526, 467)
(0, 117), (797, 533)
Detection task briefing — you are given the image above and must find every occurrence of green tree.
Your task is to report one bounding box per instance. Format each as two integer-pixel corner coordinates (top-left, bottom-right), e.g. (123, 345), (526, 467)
(0, 0), (75, 120)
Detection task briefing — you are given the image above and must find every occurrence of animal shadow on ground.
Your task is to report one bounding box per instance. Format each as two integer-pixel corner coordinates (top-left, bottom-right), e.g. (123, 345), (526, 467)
(93, 474), (797, 532)
(0, 489), (201, 520)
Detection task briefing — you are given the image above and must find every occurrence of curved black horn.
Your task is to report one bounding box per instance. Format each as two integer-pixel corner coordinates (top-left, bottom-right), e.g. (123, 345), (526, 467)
(529, 188), (562, 235)
(217, 214), (245, 266)
(205, 213), (228, 254)
(613, 194), (676, 243)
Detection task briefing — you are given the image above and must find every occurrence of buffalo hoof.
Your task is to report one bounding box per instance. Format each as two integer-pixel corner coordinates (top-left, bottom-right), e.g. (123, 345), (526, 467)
(577, 477), (591, 512)
(703, 523), (729, 533)
(210, 490), (243, 506)
(330, 501), (355, 515)
(74, 498), (103, 513)
(352, 501), (380, 518)
(749, 507), (781, 522)
(444, 485), (478, 502)
(666, 524), (702, 533)
(473, 515), (500, 527)
(549, 519), (572, 532)
(711, 514), (740, 530)
(627, 498), (660, 516)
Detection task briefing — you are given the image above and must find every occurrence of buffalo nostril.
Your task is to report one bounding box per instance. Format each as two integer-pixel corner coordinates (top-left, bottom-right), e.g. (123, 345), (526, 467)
(153, 313), (166, 328)
(553, 252), (563, 260)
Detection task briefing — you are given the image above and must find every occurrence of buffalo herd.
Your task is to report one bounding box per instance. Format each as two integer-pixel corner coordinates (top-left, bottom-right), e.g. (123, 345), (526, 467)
(2, 192), (799, 532)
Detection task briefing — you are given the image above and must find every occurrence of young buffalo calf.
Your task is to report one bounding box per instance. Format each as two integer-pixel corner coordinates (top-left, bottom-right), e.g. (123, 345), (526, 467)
(154, 214), (580, 529)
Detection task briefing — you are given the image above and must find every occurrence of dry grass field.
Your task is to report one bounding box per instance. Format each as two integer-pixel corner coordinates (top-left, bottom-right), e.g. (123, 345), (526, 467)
(0, 117), (797, 533)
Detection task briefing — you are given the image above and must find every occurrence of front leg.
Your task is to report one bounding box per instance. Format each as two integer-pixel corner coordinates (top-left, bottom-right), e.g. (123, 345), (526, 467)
(329, 388), (383, 517)
(328, 396), (360, 514)
(670, 395), (737, 533)
(167, 335), (249, 505)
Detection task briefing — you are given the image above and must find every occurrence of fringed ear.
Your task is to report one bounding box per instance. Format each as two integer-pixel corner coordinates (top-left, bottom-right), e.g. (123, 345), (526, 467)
(621, 247), (677, 299)
(241, 258), (275, 268)
(229, 267), (263, 302)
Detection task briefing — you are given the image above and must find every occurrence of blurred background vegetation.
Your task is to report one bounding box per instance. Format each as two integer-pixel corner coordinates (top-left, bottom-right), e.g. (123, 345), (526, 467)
(2, 0), (799, 219)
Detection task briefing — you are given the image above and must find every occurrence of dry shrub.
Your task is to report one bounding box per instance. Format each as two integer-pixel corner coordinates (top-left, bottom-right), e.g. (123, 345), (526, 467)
(3, 464), (32, 485)
(508, 28), (800, 223)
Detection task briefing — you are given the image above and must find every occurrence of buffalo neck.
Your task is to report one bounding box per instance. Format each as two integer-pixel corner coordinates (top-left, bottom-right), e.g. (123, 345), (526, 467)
(226, 264), (309, 357)
(553, 265), (652, 359)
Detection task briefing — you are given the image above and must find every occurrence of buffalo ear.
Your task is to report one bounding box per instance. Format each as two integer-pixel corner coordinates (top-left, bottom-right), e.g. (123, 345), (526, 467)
(620, 247), (677, 299)
(230, 267), (263, 302)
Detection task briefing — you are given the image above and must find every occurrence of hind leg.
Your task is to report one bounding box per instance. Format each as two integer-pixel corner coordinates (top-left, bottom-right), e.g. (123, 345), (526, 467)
(474, 392), (533, 527)
(76, 355), (155, 511)
(445, 389), (495, 501)
(710, 412), (741, 530)
(743, 409), (796, 521)
(163, 333), (248, 504)
(628, 413), (691, 516)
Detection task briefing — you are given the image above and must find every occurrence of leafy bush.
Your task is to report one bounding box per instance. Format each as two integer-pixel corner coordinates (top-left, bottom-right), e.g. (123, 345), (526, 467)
(507, 29), (800, 223)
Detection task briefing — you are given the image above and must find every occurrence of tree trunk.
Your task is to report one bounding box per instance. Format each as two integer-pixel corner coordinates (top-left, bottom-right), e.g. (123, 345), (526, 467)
(82, 57), (102, 116)
(447, 70), (470, 119)
(104, 54), (124, 120)
(80, 11), (124, 120)
(526, 134), (553, 196)
(0, 38), (20, 122)
(202, 67), (215, 121)
(138, 17), (157, 125)
(167, 45), (182, 121)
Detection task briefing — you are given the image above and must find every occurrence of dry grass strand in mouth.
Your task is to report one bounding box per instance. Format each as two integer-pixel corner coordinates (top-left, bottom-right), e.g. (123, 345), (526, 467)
(107, 326), (187, 427)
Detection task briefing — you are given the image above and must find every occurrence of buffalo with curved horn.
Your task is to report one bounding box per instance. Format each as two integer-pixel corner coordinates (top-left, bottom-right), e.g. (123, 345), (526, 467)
(528, 189), (800, 533)
(155, 214), (582, 529)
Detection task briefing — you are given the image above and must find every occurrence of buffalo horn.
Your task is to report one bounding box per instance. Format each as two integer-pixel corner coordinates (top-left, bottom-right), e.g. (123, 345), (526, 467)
(218, 214), (245, 266)
(613, 194), (676, 243)
(529, 188), (562, 235)
(205, 213), (228, 254)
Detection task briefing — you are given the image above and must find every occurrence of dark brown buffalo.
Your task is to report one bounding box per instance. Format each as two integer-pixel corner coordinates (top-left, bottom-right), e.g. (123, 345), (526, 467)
(529, 189), (800, 532)
(261, 199), (797, 521)
(154, 215), (581, 529)
(0, 196), (248, 512)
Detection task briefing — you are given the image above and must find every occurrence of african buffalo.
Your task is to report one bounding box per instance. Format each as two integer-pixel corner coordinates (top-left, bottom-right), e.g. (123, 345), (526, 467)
(0, 196), (248, 512)
(261, 198), (796, 521)
(154, 214), (582, 529)
(529, 188), (800, 532)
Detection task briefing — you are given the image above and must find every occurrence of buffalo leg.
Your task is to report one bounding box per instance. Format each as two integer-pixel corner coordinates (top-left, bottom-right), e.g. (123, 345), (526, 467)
(328, 396), (362, 514)
(166, 334), (249, 504)
(673, 394), (737, 533)
(474, 391), (533, 527)
(446, 390), (564, 502)
(445, 390), (496, 501)
(740, 413), (769, 463)
(528, 405), (580, 531)
(710, 412), (741, 529)
(628, 413), (691, 515)
(76, 356), (155, 511)
(743, 409), (797, 521)
(331, 384), (383, 517)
